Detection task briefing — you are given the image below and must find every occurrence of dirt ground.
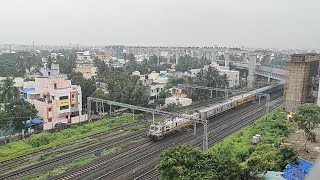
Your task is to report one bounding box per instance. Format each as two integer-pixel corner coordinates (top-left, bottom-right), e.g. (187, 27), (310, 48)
(284, 126), (320, 163)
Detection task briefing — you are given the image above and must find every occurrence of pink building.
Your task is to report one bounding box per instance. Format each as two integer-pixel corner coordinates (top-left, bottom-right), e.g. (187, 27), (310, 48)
(23, 77), (87, 130)
(74, 65), (97, 79)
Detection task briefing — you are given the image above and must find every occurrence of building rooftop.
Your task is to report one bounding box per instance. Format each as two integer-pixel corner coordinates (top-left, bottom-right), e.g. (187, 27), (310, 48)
(290, 53), (320, 62)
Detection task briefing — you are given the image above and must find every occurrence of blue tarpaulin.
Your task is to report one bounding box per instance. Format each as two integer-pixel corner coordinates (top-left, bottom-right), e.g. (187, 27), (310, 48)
(281, 158), (313, 180)
(25, 117), (43, 127)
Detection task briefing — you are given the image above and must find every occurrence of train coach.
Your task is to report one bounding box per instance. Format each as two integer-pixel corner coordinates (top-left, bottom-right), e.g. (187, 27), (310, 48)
(148, 84), (283, 141)
(195, 100), (235, 119)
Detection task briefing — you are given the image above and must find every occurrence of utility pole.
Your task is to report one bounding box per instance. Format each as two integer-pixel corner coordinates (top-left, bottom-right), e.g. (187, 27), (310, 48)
(203, 121), (208, 150)
(88, 98), (91, 124)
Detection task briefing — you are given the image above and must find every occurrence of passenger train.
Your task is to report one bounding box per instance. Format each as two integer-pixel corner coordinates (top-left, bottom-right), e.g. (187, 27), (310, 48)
(148, 84), (283, 141)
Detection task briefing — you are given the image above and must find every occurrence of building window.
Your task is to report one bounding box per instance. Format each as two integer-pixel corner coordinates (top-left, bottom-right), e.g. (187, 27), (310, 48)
(71, 111), (80, 117)
(54, 83), (57, 89)
(59, 96), (69, 100)
(48, 108), (52, 112)
(48, 118), (52, 122)
(72, 94), (75, 98)
(52, 96), (55, 100)
(71, 104), (75, 108)
(60, 105), (69, 110)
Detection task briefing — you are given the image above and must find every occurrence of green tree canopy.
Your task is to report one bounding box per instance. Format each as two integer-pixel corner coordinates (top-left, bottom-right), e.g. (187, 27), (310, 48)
(294, 103), (320, 135)
(0, 77), (21, 104)
(125, 53), (139, 74)
(294, 103), (320, 148)
(4, 99), (38, 131)
(106, 72), (148, 106)
(58, 54), (76, 74)
(91, 89), (108, 100)
(94, 58), (112, 80)
(157, 145), (242, 180)
(68, 72), (96, 104)
(175, 55), (210, 72)
(0, 51), (41, 77)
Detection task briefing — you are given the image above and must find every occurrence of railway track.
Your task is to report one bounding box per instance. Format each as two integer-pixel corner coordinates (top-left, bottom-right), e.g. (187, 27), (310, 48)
(130, 97), (284, 180)
(49, 95), (261, 180)
(0, 96), (230, 179)
(54, 91), (283, 180)
(0, 130), (150, 180)
(0, 120), (146, 173)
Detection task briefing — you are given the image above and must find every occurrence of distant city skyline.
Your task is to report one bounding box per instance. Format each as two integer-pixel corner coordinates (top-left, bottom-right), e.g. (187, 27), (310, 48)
(0, 0), (319, 49)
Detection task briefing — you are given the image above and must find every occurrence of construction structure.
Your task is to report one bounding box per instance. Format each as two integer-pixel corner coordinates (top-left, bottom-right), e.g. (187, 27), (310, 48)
(247, 54), (257, 89)
(285, 54), (320, 112)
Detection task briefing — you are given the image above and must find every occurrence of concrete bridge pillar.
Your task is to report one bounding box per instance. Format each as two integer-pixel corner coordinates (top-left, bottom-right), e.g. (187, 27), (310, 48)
(176, 49), (179, 64)
(147, 48), (150, 60)
(225, 52), (230, 68)
(157, 49), (161, 57)
(167, 51), (170, 64)
(210, 52), (214, 64)
(242, 53), (248, 62)
(247, 54), (257, 89)
(265, 54), (271, 64)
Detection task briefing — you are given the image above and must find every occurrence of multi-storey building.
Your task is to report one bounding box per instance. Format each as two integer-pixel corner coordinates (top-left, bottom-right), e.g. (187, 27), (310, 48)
(131, 71), (167, 104)
(74, 51), (96, 79)
(76, 51), (92, 63)
(23, 77), (87, 130)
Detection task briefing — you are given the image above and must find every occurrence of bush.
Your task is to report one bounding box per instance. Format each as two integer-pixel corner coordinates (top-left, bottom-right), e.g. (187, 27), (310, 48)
(158, 145), (242, 180)
(209, 108), (297, 175)
(28, 133), (54, 148)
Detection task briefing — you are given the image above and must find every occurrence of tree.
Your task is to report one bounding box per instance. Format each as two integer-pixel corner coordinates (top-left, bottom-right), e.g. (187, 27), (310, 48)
(159, 87), (170, 99)
(166, 103), (177, 110)
(125, 53), (139, 74)
(91, 89), (108, 99)
(157, 145), (242, 180)
(106, 72), (148, 107)
(157, 145), (203, 179)
(166, 76), (189, 88)
(0, 77), (21, 104)
(294, 103), (320, 149)
(175, 55), (203, 72)
(4, 99), (38, 131)
(58, 54), (76, 74)
(94, 58), (111, 80)
(0, 111), (9, 129)
(127, 75), (149, 106)
(0, 51), (41, 77)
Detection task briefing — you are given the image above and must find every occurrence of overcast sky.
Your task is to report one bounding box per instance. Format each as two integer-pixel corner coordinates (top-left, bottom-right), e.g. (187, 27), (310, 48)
(0, 0), (319, 49)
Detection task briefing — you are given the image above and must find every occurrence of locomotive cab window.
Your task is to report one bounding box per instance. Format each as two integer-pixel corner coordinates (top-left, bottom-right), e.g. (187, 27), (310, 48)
(150, 125), (155, 131)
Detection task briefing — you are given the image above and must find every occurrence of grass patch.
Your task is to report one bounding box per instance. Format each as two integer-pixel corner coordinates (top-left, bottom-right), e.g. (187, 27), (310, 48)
(101, 146), (122, 156)
(20, 154), (96, 180)
(0, 113), (143, 162)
